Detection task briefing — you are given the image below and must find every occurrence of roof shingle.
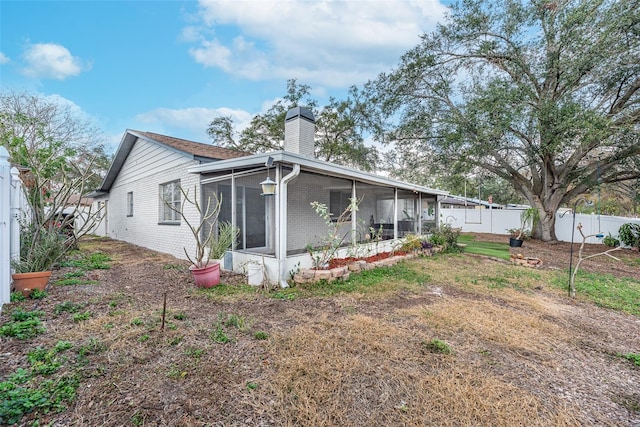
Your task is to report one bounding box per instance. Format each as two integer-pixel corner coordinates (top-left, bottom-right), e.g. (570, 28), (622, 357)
(135, 130), (251, 160)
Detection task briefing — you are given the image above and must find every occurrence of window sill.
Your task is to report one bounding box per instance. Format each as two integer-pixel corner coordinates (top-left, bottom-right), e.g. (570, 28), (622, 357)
(158, 222), (181, 226)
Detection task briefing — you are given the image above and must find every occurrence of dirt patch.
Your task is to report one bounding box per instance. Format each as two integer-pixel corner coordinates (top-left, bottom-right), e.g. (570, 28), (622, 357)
(1, 235), (639, 426)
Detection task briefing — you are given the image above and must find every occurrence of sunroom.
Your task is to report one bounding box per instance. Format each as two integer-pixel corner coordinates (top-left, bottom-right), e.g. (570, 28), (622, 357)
(191, 150), (446, 287)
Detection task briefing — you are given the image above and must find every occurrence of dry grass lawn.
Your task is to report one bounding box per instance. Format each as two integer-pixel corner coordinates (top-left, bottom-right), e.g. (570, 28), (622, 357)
(1, 236), (638, 426)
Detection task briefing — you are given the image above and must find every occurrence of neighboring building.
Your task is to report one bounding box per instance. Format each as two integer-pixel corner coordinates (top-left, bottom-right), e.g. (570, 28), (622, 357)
(93, 108), (447, 286)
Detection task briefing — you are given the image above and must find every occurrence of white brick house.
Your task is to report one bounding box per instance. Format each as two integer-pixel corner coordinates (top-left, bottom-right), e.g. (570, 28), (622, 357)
(94, 108), (447, 286)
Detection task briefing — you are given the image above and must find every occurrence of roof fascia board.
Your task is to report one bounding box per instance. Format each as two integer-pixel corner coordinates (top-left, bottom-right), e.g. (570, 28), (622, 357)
(97, 130), (137, 192)
(98, 130), (201, 193)
(189, 151), (448, 196)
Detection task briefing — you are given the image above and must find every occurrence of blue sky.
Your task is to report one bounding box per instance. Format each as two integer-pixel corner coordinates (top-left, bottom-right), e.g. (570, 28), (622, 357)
(1, 0), (448, 153)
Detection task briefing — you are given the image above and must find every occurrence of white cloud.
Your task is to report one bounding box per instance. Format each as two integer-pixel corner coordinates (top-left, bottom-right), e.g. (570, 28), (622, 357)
(186, 0), (448, 87)
(0, 52), (10, 64)
(135, 106), (253, 141)
(21, 43), (90, 80)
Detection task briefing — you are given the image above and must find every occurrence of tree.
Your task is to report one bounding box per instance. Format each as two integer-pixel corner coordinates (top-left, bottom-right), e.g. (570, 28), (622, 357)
(207, 79), (379, 171)
(0, 91), (106, 257)
(366, 0), (640, 241)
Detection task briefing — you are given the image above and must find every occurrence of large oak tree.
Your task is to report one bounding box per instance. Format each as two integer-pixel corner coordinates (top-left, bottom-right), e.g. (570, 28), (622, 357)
(367, 0), (640, 241)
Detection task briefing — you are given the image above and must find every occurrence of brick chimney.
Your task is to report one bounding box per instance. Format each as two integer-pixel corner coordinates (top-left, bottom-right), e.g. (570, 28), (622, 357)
(284, 106), (315, 157)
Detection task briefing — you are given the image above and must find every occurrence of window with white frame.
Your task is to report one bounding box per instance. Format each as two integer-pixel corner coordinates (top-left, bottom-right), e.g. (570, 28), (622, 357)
(126, 192), (133, 217)
(160, 180), (181, 223)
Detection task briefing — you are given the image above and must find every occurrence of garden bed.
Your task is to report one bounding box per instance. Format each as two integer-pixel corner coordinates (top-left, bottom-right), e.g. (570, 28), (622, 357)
(293, 249), (433, 285)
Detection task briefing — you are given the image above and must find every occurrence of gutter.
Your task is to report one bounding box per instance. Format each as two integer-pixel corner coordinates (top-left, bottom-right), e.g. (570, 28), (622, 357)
(278, 164), (300, 288)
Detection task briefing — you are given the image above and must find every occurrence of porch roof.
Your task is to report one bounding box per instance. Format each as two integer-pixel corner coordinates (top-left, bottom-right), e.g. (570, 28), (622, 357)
(188, 150), (448, 197)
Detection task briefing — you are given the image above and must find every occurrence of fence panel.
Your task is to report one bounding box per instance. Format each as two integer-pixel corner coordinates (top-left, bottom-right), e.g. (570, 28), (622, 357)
(440, 206), (640, 244)
(1, 147), (11, 309)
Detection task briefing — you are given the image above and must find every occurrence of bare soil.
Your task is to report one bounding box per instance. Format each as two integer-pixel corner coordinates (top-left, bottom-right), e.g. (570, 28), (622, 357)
(1, 235), (639, 426)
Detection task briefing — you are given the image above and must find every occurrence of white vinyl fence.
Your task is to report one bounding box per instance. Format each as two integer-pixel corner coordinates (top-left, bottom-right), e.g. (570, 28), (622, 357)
(1, 147), (25, 311)
(441, 206), (640, 245)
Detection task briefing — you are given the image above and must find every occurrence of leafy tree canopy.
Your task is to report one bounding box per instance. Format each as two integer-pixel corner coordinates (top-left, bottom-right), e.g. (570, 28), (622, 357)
(207, 79), (379, 171)
(0, 91), (110, 224)
(366, 0), (640, 241)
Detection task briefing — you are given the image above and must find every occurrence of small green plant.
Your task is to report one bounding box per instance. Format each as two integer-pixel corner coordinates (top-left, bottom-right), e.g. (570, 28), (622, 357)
(422, 338), (453, 355)
(166, 365), (187, 380)
(254, 331), (269, 340)
(0, 339), (82, 424)
(54, 278), (99, 286)
(10, 291), (26, 302)
(223, 313), (246, 330)
(271, 290), (297, 300)
(62, 270), (86, 279)
(246, 382), (258, 391)
(168, 336), (183, 346)
(619, 352), (640, 366)
(72, 311), (92, 322)
(0, 309), (46, 339)
(76, 337), (104, 358)
(185, 347), (204, 359)
(163, 263), (186, 271)
(603, 233), (620, 248)
(130, 318), (144, 326)
(29, 289), (48, 299)
(173, 312), (187, 321)
(211, 324), (230, 344)
(138, 334), (150, 342)
(62, 251), (111, 270)
(131, 411), (144, 426)
(0, 373), (80, 424)
(54, 301), (85, 315)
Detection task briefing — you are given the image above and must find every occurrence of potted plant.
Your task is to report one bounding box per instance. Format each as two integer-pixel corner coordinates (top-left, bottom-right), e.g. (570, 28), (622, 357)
(509, 207), (539, 247)
(209, 221), (239, 265)
(162, 186), (235, 287)
(11, 221), (69, 296)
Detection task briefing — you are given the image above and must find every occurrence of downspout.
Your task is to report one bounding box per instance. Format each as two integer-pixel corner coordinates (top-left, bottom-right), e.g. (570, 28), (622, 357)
(278, 164), (300, 288)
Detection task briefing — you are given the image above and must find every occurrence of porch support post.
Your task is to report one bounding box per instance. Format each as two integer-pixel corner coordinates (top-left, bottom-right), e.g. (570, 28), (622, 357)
(277, 164), (300, 288)
(418, 193), (422, 235)
(393, 188), (398, 239)
(230, 172), (237, 250)
(351, 180), (357, 246)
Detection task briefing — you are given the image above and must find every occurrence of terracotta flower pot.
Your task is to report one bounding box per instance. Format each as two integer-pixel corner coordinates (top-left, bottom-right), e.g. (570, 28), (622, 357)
(189, 263), (220, 288)
(11, 271), (52, 297)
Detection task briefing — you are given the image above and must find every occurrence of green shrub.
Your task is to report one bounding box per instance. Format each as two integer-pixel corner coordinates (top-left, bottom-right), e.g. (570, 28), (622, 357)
(618, 223), (640, 250)
(429, 224), (462, 253)
(603, 233), (620, 248)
